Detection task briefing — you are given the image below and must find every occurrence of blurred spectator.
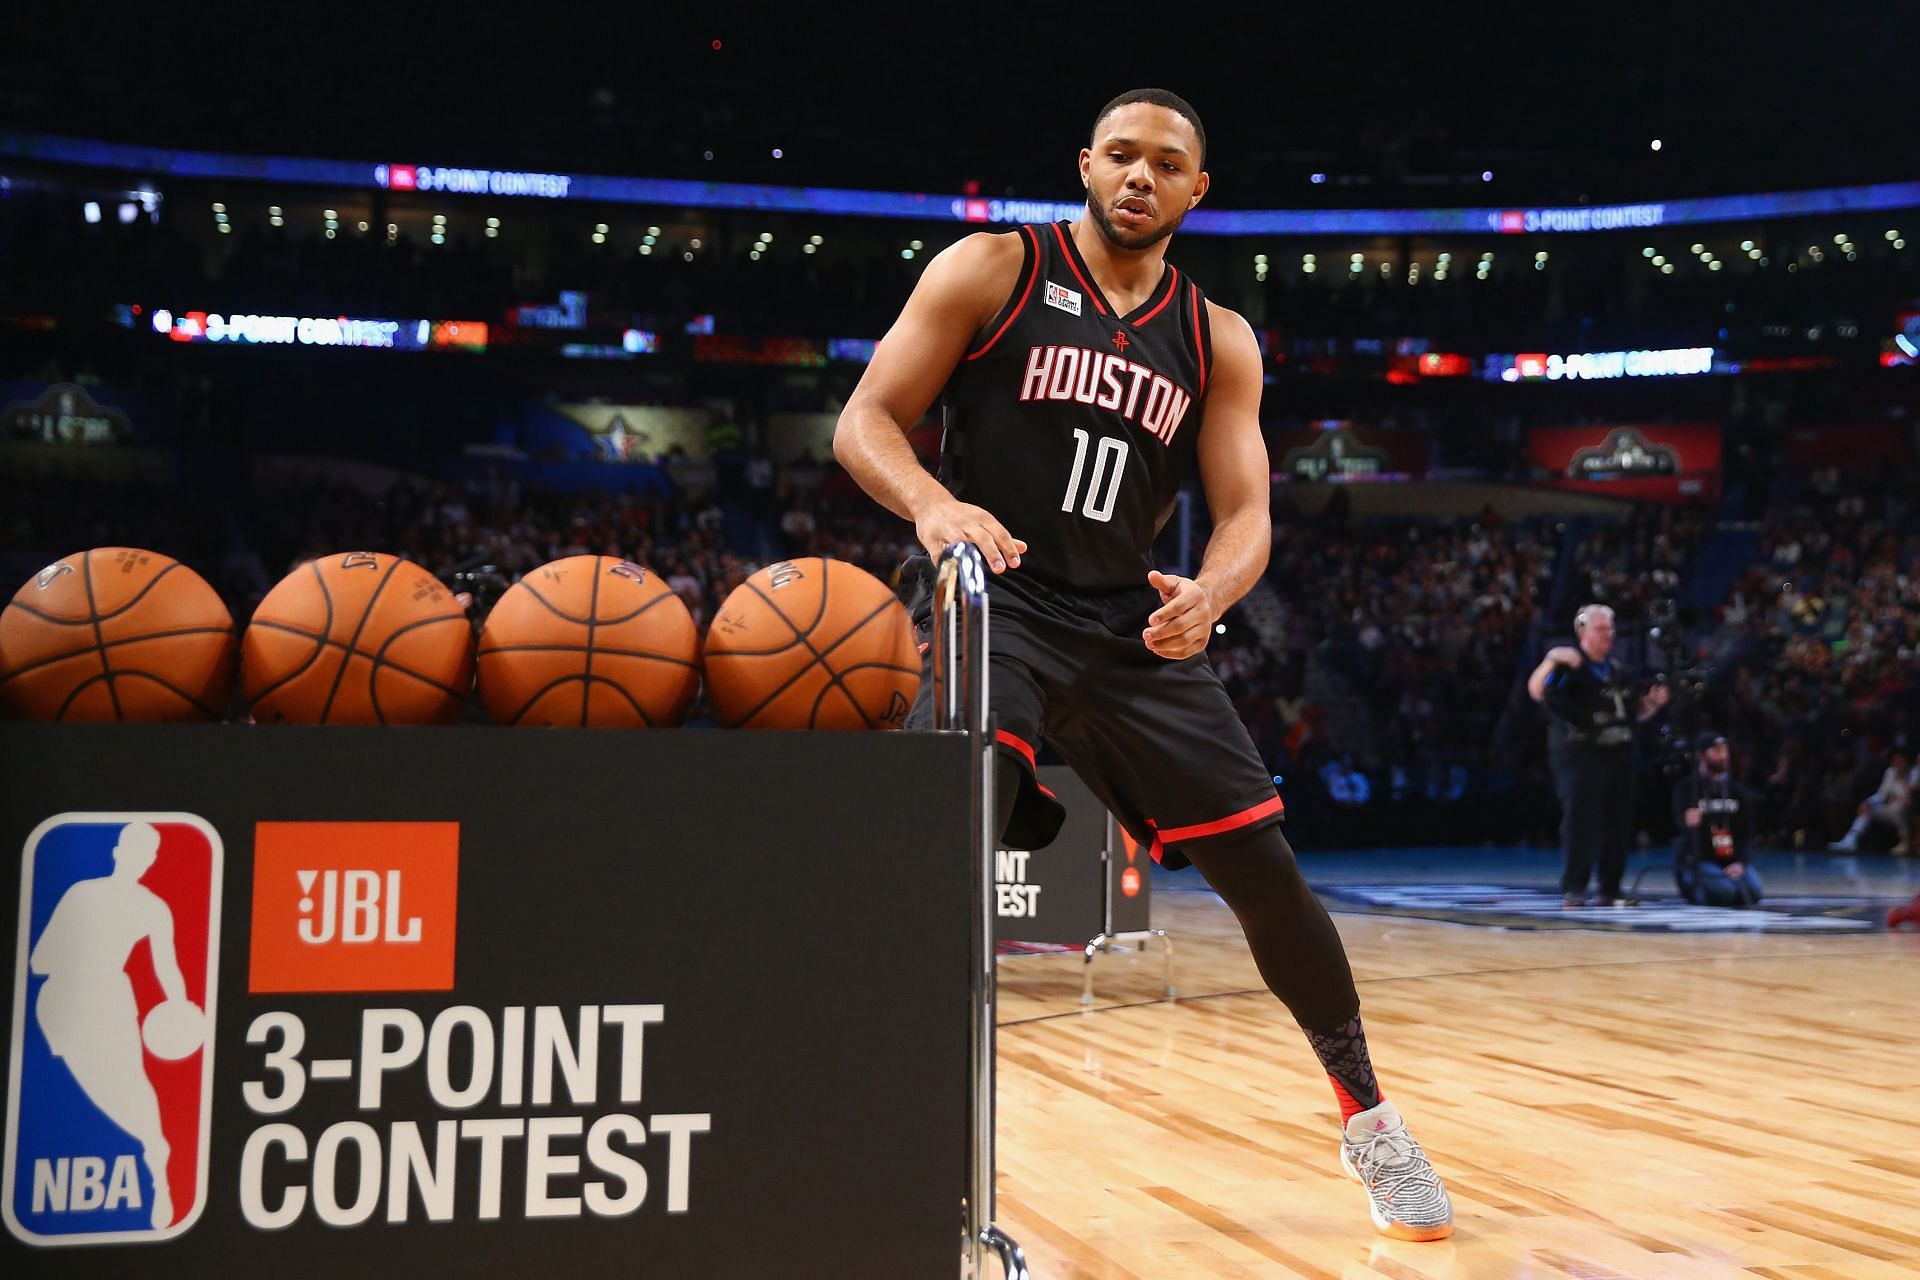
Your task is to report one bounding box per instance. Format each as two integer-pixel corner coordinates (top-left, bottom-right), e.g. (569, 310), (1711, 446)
(1826, 751), (1914, 853)
(1320, 755), (1373, 806)
(1673, 731), (1763, 907)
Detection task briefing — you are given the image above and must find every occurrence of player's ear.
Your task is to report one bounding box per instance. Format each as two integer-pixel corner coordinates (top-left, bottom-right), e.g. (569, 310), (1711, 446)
(1189, 170), (1209, 206)
(1078, 148), (1092, 188)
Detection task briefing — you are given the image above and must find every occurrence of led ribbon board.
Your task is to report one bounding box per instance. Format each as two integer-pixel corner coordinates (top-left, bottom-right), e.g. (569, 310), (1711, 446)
(9, 130), (1920, 235)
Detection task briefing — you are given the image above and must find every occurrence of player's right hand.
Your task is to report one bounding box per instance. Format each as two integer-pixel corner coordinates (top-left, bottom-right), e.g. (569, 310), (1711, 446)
(914, 497), (1025, 573)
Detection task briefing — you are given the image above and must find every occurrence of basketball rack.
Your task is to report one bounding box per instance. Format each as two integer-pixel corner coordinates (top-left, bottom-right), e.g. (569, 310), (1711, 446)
(933, 541), (1031, 1280)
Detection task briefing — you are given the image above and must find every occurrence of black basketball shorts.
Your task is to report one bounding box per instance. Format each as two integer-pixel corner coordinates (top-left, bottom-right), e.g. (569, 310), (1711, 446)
(901, 559), (1283, 870)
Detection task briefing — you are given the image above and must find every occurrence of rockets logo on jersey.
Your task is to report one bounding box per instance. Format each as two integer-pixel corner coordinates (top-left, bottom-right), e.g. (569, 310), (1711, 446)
(4, 814), (223, 1246)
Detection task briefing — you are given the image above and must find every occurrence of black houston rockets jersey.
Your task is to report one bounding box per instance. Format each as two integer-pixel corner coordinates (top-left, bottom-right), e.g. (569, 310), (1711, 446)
(938, 221), (1214, 593)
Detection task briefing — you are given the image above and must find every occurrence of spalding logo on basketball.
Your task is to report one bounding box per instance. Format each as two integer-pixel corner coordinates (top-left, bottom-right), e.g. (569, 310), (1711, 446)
(702, 557), (921, 731)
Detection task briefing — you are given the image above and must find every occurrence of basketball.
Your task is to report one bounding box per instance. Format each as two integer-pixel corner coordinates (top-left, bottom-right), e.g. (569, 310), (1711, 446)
(0, 548), (235, 722)
(243, 551), (473, 724)
(477, 555), (700, 726)
(703, 557), (919, 730)
(141, 999), (207, 1061)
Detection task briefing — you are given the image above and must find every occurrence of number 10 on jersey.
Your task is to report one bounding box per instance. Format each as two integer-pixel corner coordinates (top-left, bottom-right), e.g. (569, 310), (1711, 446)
(1061, 429), (1130, 523)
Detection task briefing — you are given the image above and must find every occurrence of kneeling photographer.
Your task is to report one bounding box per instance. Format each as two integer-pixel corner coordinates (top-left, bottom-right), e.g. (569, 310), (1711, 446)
(1673, 731), (1763, 908)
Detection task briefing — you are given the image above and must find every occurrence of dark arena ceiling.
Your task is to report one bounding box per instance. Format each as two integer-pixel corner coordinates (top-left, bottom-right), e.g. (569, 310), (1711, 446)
(1, 5), (1911, 207)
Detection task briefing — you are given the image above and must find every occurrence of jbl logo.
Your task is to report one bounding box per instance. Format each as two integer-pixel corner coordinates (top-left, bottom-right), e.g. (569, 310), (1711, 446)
(295, 869), (422, 944)
(249, 823), (458, 993)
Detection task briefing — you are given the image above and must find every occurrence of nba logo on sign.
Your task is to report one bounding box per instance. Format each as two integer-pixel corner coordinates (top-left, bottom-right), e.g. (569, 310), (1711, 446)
(4, 814), (222, 1246)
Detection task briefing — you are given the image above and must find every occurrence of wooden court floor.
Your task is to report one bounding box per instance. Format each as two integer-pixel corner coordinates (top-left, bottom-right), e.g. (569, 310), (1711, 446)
(993, 892), (1920, 1279)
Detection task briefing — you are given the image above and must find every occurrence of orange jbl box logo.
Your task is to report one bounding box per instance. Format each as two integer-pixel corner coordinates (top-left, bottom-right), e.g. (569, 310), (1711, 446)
(249, 822), (459, 992)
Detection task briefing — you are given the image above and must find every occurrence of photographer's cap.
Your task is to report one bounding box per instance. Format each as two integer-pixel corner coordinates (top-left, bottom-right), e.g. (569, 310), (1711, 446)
(1695, 730), (1729, 751)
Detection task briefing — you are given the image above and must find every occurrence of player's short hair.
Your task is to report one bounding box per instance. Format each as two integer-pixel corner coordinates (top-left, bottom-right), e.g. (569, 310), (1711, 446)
(1091, 88), (1206, 168)
(1574, 603), (1615, 632)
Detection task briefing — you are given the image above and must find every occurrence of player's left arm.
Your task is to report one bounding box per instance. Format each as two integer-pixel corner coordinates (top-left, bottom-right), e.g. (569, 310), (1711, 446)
(145, 895), (190, 1004)
(1144, 304), (1270, 660)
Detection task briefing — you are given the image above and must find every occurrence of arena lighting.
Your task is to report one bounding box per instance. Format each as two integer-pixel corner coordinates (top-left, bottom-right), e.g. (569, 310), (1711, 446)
(14, 129), (1920, 237)
(81, 201), (100, 223)
(827, 337), (877, 363)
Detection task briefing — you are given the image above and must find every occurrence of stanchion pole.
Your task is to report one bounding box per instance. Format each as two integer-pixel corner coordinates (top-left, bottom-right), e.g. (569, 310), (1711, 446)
(933, 541), (1029, 1280)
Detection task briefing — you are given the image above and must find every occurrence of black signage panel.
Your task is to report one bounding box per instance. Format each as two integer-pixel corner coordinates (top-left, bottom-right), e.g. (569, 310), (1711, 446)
(994, 767), (1152, 946)
(0, 725), (969, 1277)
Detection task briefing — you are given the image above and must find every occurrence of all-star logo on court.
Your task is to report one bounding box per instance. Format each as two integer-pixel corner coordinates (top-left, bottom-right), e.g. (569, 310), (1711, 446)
(4, 813), (223, 1246)
(1044, 281), (1083, 317)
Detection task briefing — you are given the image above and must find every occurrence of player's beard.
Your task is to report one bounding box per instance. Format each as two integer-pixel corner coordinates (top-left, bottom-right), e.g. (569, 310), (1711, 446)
(1086, 188), (1185, 250)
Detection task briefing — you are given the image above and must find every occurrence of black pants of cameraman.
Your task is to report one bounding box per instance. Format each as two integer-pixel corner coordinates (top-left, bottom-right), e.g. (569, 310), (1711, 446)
(1551, 746), (1635, 899)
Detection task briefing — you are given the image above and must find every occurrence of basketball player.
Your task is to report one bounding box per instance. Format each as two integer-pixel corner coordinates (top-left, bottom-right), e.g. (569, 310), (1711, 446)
(30, 821), (195, 1229)
(835, 88), (1453, 1240)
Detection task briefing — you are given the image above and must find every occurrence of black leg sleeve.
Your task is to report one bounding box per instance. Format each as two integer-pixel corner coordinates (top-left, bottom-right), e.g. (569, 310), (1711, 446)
(1181, 823), (1362, 1033)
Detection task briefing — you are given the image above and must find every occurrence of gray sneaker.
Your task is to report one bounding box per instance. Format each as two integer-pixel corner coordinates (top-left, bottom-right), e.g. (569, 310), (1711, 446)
(1340, 1099), (1454, 1241)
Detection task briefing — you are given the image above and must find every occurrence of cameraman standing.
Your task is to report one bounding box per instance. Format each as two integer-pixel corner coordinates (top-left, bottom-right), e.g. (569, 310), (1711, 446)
(1527, 604), (1671, 907)
(1673, 731), (1762, 907)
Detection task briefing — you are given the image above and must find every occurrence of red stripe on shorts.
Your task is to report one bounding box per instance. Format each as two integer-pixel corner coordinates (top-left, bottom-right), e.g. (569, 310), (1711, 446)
(1147, 793), (1285, 861)
(994, 729), (1038, 772)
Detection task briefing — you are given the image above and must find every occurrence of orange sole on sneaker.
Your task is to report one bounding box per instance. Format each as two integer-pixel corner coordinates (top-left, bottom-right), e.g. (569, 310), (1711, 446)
(1381, 1220), (1455, 1242)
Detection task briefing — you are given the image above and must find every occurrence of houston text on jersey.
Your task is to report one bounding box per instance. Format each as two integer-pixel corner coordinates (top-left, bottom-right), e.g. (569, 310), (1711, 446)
(1016, 344), (1194, 446)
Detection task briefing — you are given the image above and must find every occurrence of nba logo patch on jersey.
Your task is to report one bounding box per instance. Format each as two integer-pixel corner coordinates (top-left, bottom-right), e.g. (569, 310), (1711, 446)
(1044, 281), (1082, 317)
(4, 814), (223, 1246)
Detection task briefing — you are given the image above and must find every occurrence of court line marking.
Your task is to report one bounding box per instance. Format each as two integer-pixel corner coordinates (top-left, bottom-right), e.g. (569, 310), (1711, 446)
(997, 947), (1899, 1029)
